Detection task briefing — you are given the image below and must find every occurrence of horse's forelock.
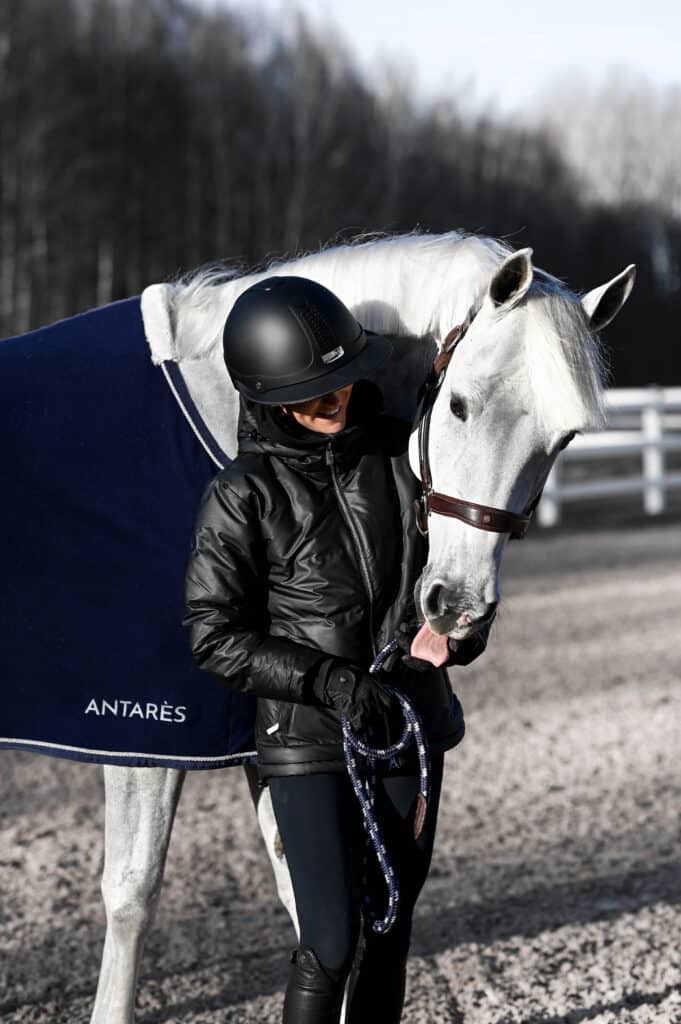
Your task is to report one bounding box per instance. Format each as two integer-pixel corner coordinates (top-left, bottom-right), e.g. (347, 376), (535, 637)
(524, 280), (606, 435)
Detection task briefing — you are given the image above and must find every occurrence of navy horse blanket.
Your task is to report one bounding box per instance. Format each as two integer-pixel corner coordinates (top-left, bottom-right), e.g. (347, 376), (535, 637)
(0, 298), (255, 768)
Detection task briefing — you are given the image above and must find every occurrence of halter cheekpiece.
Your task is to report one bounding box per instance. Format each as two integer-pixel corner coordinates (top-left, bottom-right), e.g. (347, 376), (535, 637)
(414, 311), (536, 540)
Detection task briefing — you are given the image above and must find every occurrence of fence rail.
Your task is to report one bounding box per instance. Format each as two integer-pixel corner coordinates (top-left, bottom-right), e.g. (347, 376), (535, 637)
(538, 386), (681, 527)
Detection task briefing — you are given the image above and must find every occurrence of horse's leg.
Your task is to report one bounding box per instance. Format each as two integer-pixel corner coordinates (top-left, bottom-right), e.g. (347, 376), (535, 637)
(90, 765), (185, 1024)
(244, 766), (299, 937)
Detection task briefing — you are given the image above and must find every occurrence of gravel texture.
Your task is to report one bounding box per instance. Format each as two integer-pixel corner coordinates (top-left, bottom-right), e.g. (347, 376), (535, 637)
(1, 523), (680, 1023)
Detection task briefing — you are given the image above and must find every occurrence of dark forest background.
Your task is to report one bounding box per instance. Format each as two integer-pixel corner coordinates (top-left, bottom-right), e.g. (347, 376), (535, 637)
(1, 0), (679, 384)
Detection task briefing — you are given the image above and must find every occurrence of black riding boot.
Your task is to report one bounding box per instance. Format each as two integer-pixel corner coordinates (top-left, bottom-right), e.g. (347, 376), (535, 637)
(345, 953), (407, 1023)
(282, 945), (347, 1024)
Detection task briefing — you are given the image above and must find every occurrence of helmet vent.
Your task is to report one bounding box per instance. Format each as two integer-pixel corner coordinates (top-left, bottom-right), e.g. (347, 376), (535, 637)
(295, 301), (336, 354)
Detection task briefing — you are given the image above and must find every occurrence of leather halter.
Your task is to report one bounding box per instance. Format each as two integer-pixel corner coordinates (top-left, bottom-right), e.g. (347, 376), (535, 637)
(414, 315), (536, 540)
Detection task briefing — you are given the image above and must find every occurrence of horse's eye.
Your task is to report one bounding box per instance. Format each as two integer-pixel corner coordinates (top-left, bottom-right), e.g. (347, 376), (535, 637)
(450, 394), (467, 421)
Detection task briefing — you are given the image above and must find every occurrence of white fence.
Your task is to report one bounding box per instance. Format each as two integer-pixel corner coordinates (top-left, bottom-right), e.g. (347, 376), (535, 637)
(538, 386), (681, 527)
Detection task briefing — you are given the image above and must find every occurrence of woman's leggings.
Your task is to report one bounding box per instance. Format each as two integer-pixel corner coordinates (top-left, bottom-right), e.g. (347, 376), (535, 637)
(268, 753), (444, 1023)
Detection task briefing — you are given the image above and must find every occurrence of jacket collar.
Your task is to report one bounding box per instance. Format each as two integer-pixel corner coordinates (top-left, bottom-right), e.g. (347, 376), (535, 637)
(237, 381), (384, 471)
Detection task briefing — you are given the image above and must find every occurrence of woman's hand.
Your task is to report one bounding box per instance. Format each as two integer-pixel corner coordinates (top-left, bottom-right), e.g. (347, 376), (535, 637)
(395, 619), (493, 672)
(311, 659), (393, 731)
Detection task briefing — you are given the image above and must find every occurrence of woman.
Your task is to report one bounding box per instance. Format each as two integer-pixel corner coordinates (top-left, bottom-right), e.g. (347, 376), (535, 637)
(183, 276), (488, 1023)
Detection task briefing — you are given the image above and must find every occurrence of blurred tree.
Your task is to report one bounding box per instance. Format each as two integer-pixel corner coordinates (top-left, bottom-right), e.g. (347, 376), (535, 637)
(0, 0), (83, 331)
(534, 69), (681, 218)
(0, 0), (678, 384)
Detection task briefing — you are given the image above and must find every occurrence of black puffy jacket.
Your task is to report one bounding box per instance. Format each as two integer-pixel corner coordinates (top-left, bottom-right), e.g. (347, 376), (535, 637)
(183, 385), (486, 779)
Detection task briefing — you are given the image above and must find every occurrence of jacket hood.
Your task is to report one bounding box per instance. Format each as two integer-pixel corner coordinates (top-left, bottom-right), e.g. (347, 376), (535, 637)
(237, 380), (386, 466)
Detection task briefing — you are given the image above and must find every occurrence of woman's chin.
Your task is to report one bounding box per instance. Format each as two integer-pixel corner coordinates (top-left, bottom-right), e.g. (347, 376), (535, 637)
(311, 416), (346, 434)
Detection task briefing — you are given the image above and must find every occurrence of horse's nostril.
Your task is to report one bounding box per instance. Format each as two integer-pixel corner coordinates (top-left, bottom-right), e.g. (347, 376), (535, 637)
(424, 587), (497, 627)
(424, 582), (448, 619)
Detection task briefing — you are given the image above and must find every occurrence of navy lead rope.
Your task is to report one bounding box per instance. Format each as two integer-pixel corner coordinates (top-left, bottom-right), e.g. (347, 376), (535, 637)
(342, 638), (430, 934)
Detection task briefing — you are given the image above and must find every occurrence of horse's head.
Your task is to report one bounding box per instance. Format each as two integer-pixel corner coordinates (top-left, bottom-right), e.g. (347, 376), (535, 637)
(411, 247), (635, 640)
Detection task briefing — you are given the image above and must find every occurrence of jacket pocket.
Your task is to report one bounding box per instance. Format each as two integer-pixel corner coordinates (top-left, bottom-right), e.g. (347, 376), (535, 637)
(256, 697), (343, 748)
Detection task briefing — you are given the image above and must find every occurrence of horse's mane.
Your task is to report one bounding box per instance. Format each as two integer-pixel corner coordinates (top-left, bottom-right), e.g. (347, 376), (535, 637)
(524, 271), (606, 432)
(142, 230), (605, 435)
(165, 231), (510, 358)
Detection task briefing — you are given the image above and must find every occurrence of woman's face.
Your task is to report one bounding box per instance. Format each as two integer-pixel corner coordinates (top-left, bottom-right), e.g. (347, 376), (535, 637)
(282, 384), (354, 434)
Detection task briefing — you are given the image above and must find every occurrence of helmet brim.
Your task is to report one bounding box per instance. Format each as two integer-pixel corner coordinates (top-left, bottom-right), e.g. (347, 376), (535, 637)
(243, 334), (393, 405)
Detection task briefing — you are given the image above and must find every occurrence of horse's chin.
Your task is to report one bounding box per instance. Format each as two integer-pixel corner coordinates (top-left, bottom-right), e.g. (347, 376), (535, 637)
(448, 624), (479, 641)
(426, 614), (490, 642)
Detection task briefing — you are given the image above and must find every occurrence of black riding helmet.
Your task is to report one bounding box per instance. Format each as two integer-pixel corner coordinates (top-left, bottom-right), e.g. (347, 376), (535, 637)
(222, 275), (392, 404)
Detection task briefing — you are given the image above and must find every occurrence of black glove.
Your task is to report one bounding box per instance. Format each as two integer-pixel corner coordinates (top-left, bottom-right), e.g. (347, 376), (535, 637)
(446, 628), (489, 666)
(395, 620), (492, 672)
(311, 659), (393, 731)
(394, 624), (436, 673)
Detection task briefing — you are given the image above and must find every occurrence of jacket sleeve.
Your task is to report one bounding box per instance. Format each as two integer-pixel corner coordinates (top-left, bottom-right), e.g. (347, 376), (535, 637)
(183, 475), (327, 701)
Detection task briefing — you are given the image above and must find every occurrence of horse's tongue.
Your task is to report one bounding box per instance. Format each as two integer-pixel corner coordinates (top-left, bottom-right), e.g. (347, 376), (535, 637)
(410, 621), (450, 667)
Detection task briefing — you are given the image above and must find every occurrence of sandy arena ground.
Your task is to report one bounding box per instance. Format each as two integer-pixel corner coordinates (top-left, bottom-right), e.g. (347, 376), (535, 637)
(1, 523), (680, 1023)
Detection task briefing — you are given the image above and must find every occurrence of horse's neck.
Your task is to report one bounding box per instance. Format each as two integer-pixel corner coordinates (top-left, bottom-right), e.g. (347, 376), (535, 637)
(176, 334), (435, 465)
(175, 349), (240, 463)
(169, 236), (491, 365)
(150, 233), (496, 460)
(378, 335), (437, 421)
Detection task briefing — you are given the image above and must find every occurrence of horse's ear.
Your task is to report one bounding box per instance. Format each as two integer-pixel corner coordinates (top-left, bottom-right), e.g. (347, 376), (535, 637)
(581, 265), (636, 332)
(488, 248), (534, 309)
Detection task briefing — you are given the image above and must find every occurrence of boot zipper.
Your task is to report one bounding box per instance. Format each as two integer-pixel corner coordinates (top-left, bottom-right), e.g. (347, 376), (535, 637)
(326, 444), (378, 657)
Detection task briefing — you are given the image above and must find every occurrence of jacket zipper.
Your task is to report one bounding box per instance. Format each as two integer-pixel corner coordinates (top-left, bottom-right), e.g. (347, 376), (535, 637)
(326, 444), (378, 658)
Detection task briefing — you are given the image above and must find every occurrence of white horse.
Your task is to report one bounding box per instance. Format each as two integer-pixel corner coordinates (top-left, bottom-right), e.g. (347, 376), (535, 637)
(18, 231), (636, 1023)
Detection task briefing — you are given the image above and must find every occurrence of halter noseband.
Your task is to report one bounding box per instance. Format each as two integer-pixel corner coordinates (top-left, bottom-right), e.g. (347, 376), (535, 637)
(414, 314), (537, 540)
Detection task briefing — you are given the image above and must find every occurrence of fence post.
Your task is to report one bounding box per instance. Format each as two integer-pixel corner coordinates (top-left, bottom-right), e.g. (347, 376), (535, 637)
(642, 386), (664, 515)
(538, 463), (560, 527)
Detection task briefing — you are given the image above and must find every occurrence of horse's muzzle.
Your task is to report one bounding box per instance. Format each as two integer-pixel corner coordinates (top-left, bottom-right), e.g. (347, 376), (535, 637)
(422, 581), (497, 638)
